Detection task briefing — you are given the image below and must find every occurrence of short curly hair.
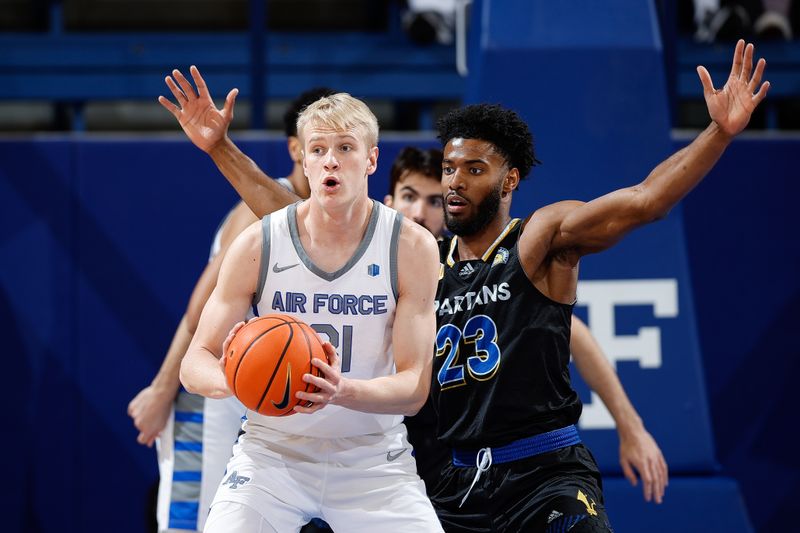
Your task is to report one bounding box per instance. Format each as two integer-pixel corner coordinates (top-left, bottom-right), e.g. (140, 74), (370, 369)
(436, 103), (540, 181)
(283, 87), (337, 138)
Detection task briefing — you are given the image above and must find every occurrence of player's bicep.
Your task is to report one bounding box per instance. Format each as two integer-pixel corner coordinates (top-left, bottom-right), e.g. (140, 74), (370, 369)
(393, 223), (439, 374)
(554, 186), (652, 255)
(192, 223), (262, 356)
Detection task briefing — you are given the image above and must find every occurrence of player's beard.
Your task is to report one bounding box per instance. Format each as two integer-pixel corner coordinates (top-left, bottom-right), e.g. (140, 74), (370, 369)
(445, 181), (502, 237)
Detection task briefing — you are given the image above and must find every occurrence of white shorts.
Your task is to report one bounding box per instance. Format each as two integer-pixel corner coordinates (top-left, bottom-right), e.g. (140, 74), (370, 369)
(206, 423), (443, 532)
(156, 391), (246, 532)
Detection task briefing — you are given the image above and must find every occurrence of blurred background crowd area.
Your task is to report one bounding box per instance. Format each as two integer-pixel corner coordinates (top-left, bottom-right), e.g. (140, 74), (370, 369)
(1, 0), (799, 133)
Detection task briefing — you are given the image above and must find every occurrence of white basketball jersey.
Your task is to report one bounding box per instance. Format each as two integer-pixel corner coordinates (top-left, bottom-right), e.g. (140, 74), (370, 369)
(246, 200), (404, 438)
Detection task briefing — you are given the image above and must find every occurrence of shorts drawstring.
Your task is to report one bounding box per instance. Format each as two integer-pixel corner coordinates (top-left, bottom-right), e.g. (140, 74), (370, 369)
(459, 447), (492, 508)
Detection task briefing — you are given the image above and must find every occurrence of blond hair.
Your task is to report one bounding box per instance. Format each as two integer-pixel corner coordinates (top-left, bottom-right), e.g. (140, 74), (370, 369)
(296, 93), (379, 148)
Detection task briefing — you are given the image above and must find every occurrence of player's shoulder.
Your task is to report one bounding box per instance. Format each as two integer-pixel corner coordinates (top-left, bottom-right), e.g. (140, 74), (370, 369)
(397, 214), (438, 251)
(522, 200), (585, 235)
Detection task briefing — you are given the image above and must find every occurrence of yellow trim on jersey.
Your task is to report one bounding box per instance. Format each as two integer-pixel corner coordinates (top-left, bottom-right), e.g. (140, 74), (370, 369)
(445, 235), (458, 267)
(445, 218), (520, 266)
(481, 218), (520, 262)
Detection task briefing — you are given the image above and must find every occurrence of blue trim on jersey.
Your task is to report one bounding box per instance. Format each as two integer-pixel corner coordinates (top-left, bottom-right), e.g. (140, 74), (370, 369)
(172, 470), (202, 482)
(174, 411), (203, 423)
(452, 425), (581, 466)
(168, 502), (199, 529)
(174, 441), (203, 452)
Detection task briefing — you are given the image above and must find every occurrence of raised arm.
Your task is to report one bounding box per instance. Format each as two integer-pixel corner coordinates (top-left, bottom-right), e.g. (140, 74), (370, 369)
(544, 40), (769, 257)
(159, 66), (299, 217)
(181, 222), (262, 398)
(295, 220), (440, 416)
(570, 316), (668, 504)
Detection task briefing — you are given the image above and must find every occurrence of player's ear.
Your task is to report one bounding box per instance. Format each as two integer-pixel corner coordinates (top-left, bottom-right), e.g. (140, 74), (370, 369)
(366, 146), (379, 176)
(288, 136), (302, 164)
(503, 168), (520, 196)
(384, 194), (394, 207)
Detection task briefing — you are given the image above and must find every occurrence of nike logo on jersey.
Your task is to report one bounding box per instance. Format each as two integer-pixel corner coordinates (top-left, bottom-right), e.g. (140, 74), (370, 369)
(386, 448), (408, 462)
(273, 262), (299, 273)
(271, 365), (292, 410)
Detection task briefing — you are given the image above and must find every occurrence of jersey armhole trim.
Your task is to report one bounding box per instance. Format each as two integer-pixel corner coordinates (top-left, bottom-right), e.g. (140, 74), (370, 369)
(389, 211), (403, 302)
(253, 214), (272, 308)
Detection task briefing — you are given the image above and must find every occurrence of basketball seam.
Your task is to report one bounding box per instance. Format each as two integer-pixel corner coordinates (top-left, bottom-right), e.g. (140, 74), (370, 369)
(254, 323), (294, 413)
(230, 315), (292, 398)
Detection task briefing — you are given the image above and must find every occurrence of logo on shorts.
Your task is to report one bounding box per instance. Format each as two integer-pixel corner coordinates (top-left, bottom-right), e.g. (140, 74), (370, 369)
(577, 490), (598, 516)
(386, 448), (408, 462)
(224, 471), (251, 489)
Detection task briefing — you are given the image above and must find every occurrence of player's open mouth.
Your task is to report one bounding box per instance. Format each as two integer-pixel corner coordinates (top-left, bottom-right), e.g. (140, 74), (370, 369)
(323, 177), (340, 190)
(446, 193), (468, 213)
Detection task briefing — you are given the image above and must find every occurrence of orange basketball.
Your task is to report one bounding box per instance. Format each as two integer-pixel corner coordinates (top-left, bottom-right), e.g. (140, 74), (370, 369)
(224, 314), (327, 417)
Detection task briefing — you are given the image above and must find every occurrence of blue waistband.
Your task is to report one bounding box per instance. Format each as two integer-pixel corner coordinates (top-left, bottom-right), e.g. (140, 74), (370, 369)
(452, 425), (581, 467)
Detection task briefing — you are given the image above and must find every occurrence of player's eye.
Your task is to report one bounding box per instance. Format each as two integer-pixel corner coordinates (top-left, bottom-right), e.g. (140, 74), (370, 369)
(430, 197), (444, 208)
(442, 166), (454, 175)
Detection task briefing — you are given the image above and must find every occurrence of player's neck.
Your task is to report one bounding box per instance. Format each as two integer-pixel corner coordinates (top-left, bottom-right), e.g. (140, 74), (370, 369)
(454, 214), (513, 261)
(302, 195), (373, 242)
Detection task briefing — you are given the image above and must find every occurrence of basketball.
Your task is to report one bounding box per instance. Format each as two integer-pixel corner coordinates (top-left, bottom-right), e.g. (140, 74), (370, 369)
(224, 314), (327, 417)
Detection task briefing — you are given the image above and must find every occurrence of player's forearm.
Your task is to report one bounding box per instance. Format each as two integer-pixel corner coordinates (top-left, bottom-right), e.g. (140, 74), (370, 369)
(336, 369), (429, 416)
(179, 347), (230, 399)
(150, 314), (193, 396)
(572, 348), (644, 436)
(208, 137), (299, 218)
(637, 122), (731, 220)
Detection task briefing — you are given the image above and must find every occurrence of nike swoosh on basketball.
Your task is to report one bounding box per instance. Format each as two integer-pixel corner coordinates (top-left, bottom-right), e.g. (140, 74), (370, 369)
(271, 368), (292, 410)
(386, 448), (408, 462)
(273, 262), (299, 273)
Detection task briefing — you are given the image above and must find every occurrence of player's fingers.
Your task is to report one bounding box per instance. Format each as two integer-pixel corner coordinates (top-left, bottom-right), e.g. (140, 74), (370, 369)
(661, 454), (670, 486)
(642, 459), (655, 502)
(741, 42), (754, 80)
(173, 69), (197, 100)
(697, 66), (715, 96)
(157, 96), (181, 119)
(748, 58), (766, 92)
(190, 65), (210, 99)
(729, 39), (745, 79)
(321, 342), (340, 368)
(223, 88), (239, 119)
(301, 373), (335, 393)
(310, 356), (338, 379)
(293, 401), (325, 414)
(164, 76), (187, 104)
(621, 460), (638, 487)
(753, 81), (771, 106)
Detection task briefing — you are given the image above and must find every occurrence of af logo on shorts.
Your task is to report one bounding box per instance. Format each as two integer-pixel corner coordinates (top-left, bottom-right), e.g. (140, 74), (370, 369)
(223, 471), (251, 489)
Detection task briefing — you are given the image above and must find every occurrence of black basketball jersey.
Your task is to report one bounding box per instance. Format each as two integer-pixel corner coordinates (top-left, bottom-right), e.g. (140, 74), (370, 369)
(431, 218), (582, 449)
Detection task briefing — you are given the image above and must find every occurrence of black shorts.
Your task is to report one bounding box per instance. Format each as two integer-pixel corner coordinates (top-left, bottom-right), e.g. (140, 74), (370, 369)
(429, 444), (613, 532)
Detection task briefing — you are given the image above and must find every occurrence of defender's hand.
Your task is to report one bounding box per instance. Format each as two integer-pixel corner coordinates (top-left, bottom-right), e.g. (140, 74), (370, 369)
(697, 39), (770, 138)
(158, 65), (238, 154)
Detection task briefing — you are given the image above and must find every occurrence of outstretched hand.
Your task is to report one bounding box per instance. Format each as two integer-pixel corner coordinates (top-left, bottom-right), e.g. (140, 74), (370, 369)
(158, 65), (239, 154)
(697, 39), (770, 138)
(619, 425), (669, 504)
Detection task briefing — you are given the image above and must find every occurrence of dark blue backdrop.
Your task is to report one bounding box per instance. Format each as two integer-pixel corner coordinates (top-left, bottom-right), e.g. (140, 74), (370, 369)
(1, 133), (796, 532)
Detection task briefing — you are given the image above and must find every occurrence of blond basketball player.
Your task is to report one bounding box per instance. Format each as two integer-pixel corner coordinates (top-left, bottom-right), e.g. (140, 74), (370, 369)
(181, 93), (443, 532)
